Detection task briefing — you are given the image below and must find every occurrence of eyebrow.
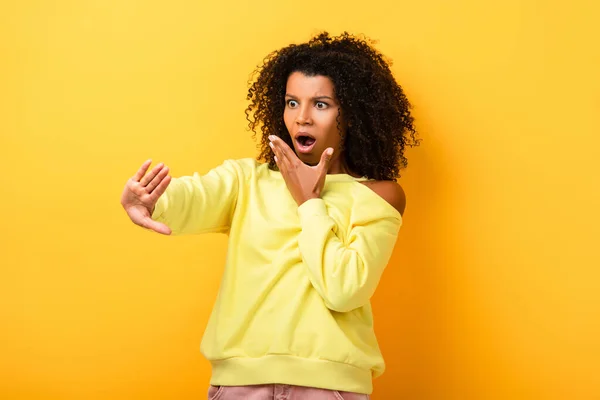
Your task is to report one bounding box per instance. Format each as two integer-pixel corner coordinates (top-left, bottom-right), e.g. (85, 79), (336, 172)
(285, 94), (335, 101)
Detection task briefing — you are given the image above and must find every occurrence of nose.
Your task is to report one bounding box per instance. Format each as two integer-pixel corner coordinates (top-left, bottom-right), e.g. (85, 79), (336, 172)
(295, 104), (312, 125)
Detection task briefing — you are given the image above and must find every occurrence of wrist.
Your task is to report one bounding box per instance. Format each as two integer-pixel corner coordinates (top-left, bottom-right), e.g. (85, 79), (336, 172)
(296, 194), (320, 206)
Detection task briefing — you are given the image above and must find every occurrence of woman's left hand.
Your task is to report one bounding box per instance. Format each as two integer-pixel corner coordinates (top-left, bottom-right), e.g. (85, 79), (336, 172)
(269, 135), (333, 206)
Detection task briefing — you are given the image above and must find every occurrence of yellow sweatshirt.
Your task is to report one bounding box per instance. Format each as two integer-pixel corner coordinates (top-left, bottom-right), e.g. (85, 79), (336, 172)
(151, 158), (402, 394)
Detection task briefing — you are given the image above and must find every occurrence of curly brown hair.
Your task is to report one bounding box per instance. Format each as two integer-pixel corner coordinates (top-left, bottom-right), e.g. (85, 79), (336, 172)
(245, 31), (420, 180)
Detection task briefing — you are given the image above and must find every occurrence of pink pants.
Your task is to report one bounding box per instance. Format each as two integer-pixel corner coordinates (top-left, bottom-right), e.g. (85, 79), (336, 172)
(207, 384), (370, 400)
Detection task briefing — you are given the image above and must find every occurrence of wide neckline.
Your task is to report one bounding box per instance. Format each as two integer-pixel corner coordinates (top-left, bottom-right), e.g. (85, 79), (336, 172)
(324, 173), (372, 182)
(264, 162), (371, 182)
(265, 167), (401, 220)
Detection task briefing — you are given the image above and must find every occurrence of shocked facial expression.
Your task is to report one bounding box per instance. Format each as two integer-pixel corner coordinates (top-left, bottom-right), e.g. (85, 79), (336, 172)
(283, 71), (347, 170)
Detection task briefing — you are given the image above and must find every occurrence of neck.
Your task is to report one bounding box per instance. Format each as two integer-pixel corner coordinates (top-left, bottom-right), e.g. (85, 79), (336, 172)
(326, 152), (360, 177)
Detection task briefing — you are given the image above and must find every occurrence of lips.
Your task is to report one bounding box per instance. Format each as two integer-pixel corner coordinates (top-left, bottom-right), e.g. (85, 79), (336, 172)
(294, 132), (316, 154)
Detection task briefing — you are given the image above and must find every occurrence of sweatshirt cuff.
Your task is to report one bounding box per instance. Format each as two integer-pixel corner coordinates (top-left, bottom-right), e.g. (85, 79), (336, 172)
(297, 198), (328, 224)
(151, 195), (168, 220)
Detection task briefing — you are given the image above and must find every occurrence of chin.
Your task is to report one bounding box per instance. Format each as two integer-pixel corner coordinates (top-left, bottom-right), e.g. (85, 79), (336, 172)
(295, 152), (318, 166)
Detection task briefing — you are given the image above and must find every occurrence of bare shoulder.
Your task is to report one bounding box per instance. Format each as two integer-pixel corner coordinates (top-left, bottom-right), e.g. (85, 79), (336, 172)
(360, 180), (406, 216)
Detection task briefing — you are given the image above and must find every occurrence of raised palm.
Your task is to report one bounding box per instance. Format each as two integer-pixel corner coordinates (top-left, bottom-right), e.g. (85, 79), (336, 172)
(120, 160), (172, 235)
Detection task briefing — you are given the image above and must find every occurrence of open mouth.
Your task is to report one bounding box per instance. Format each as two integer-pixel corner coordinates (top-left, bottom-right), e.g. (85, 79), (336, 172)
(295, 135), (316, 153)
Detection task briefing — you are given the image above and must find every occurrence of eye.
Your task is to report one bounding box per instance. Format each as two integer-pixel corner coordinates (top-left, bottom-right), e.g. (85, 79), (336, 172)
(315, 101), (328, 109)
(287, 99), (298, 108)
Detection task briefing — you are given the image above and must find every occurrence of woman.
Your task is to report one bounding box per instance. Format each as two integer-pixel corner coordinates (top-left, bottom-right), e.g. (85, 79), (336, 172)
(121, 31), (420, 400)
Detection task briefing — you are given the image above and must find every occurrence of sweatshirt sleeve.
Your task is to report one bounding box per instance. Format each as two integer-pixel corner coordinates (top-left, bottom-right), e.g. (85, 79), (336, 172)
(151, 159), (243, 235)
(296, 198), (402, 312)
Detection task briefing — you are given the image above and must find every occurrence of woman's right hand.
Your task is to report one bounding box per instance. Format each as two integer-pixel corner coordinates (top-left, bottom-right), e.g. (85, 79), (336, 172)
(120, 159), (172, 235)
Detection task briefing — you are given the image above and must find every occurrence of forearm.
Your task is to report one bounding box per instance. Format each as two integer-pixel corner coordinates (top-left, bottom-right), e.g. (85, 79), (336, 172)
(151, 160), (241, 235)
(297, 199), (400, 312)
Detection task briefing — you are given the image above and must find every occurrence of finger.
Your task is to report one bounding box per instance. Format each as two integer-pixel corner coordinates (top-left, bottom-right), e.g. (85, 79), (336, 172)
(149, 175), (172, 201)
(269, 136), (298, 165)
(273, 155), (282, 173)
(274, 140), (296, 171)
(140, 163), (165, 187)
(268, 137), (283, 159)
(314, 148), (334, 192)
(146, 166), (169, 193)
(319, 148), (334, 171)
(133, 159), (152, 182)
(269, 140), (287, 172)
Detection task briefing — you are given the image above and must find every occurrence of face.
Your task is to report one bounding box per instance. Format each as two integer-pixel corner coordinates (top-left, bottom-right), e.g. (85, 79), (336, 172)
(283, 71), (347, 172)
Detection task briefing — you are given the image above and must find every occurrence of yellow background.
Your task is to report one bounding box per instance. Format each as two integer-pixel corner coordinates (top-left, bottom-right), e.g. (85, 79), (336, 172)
(1, 0), (599, 399)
